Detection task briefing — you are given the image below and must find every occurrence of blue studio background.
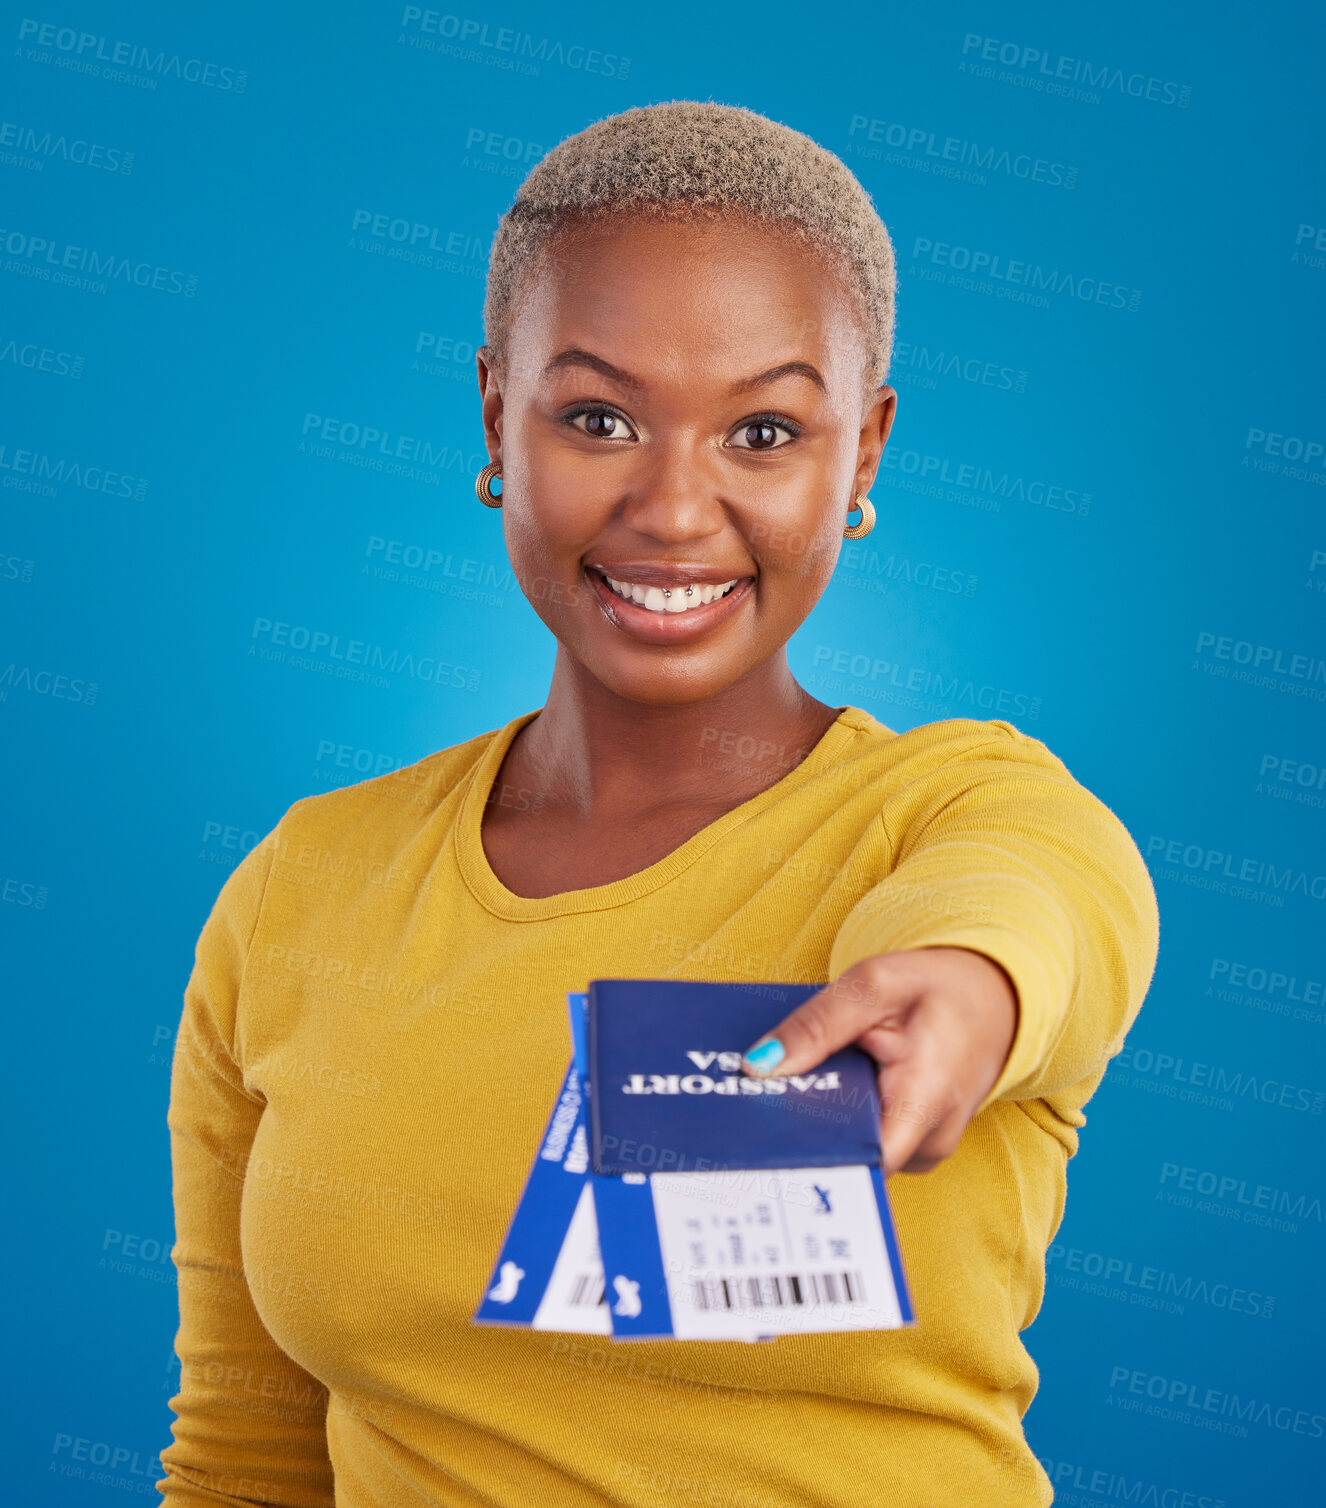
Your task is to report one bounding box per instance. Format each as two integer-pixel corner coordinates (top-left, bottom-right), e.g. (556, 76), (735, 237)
(4, 0), (1324, 1501)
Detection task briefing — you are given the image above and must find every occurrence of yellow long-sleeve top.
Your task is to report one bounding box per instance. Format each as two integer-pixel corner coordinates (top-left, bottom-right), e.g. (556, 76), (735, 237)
(160, 706), (1159, 1508)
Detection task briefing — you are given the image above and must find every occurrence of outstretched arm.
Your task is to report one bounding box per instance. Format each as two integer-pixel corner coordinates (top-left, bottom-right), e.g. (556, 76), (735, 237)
(742, 723), (1160, 1170)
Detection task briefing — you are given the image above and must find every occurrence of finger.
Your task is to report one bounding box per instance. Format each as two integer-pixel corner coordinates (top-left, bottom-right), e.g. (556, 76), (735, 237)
(887, 1106), (966, 1174)
(877, 1057), (962, 1174)
(741, 967), (920, 1078)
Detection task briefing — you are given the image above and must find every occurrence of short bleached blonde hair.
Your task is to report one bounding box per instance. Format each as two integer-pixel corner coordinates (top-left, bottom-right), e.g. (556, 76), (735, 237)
(483, 101), (897, 393)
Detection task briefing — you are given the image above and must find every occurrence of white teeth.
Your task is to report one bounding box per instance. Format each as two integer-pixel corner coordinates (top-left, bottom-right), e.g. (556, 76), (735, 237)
(600, 574), (739, 614)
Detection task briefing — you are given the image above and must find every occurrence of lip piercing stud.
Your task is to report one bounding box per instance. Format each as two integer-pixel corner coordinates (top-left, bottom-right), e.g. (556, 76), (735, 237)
(663, 588), (672, 598)
(685, 585), (694, 596)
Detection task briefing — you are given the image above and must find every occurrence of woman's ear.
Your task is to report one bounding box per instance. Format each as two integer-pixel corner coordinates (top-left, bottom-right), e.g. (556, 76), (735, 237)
(476, 345), (504, 464)
(855, 384), (897, 498)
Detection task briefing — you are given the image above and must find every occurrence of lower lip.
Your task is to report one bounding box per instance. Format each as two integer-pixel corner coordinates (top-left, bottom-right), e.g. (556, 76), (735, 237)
(585, 569), (755, 645)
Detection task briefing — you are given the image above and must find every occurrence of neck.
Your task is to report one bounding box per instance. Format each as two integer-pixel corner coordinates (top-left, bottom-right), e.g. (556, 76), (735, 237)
(510, 649), (840, 820)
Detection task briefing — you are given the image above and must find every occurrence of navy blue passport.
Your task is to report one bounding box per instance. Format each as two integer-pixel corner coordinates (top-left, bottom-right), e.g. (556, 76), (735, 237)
(586, 979), (883, 1175)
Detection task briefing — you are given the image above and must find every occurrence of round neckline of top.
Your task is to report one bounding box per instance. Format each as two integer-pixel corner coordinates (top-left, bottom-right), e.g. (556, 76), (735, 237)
(454, 705), (869, 921)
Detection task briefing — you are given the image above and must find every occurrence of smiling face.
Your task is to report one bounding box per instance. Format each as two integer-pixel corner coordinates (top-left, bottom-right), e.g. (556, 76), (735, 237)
(477, 211), (896, 706)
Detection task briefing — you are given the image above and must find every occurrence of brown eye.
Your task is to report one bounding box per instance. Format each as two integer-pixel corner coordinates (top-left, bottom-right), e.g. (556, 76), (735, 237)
(728, 418), (795, 450)
(569, 409), (637, 440)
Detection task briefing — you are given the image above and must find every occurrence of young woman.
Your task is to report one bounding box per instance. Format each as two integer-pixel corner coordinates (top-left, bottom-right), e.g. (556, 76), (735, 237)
(160, 103), (1158, 1507)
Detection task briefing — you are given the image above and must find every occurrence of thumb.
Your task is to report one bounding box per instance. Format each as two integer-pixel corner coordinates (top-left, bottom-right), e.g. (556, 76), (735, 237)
(740, 971), (915, 1078)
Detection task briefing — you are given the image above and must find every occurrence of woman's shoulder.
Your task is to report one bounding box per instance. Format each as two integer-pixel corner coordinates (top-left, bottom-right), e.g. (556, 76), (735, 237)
(834, 705), (1063, 771)
(270, 716), (522, 852)
(771, 707), (1084, 829)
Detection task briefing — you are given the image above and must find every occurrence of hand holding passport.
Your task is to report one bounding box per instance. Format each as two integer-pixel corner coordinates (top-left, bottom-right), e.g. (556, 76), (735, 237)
(474, 981), (913, 1343)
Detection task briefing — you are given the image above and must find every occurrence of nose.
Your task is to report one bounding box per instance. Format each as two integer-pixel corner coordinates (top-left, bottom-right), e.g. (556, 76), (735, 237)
(617, 434), (728, 545)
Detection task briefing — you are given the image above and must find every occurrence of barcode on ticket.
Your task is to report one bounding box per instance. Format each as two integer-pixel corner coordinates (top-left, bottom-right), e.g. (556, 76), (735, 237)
(568, 1273), (606, 1307)
(691, 1271), (866, 1312)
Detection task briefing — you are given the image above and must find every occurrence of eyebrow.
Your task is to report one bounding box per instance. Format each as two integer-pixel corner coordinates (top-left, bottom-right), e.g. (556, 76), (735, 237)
(542, 348), (638, 387)
(541, 348), (828, 397)
(729, 360), (827, 396)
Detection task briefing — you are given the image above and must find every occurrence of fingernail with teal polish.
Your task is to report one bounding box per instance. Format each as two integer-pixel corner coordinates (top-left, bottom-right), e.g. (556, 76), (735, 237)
(743, 1038), (785, 1075)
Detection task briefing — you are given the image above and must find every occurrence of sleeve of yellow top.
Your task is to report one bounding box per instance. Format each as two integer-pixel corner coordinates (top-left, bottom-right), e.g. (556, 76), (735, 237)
(826, 724), (1160, 1120)
(159, 827), (336, 1507)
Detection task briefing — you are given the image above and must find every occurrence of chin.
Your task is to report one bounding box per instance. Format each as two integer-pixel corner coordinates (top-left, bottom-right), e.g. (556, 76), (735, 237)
(570, 642), (764, 708)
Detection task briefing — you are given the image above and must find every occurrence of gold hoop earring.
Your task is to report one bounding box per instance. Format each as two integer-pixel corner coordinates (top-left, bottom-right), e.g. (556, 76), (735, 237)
(844, 494), (875, 539)
(475, 461), (503, 508)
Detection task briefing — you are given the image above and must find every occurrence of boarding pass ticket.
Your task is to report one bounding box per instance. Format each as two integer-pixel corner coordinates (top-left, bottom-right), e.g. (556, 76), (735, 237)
(474, 989), (912, 1341)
